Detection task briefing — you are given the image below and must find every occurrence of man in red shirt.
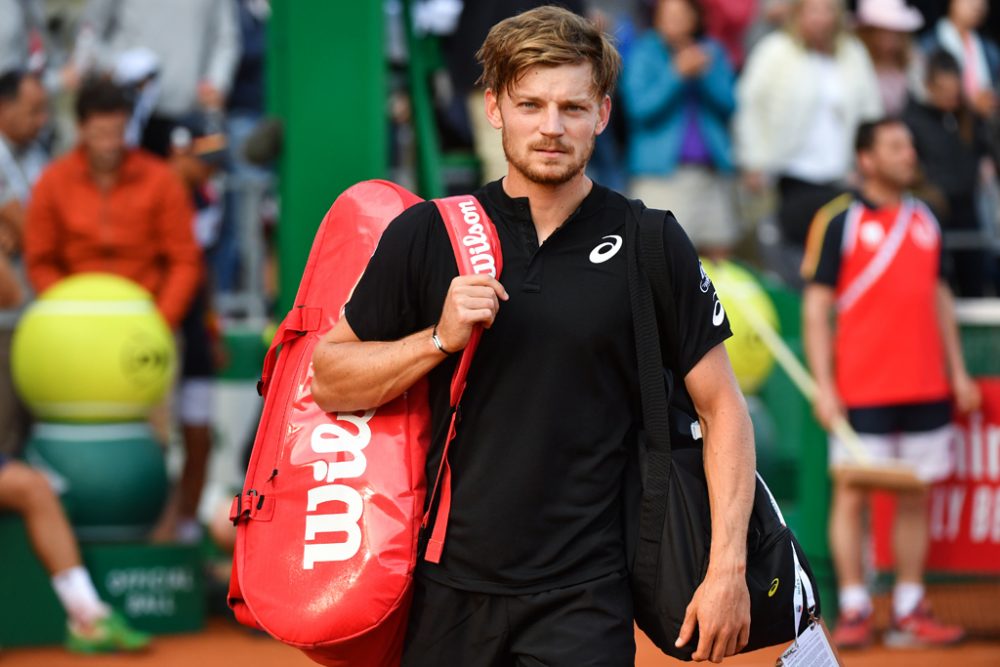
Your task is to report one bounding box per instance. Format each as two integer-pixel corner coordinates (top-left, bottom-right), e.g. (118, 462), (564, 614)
(802, 118), (980, 650)
(24, 77), (201, 328)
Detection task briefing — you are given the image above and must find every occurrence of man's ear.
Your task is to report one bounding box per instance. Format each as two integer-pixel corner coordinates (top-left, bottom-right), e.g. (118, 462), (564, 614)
(856, 151), (871, 178)
(595, 94), (611, 135)
(484, 88), (503, 130)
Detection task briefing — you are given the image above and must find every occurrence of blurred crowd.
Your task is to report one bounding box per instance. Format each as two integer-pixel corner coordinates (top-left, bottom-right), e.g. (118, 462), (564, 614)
(415, 0), (1000, 296)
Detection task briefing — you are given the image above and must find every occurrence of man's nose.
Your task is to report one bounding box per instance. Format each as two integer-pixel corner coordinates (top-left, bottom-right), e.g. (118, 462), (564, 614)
(539, 105), (564, 135)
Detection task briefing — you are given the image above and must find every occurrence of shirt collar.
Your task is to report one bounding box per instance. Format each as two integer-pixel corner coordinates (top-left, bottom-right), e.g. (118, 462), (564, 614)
(70, 145), (145, 184)
(481, 177), (608, 226)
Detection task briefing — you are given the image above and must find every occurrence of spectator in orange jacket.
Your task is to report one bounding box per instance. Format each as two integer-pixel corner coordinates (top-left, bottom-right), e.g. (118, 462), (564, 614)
(24, 76), (201, 328)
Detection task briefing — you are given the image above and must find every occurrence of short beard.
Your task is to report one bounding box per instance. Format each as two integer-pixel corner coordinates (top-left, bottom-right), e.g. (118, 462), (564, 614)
(501, 127), (596, 186)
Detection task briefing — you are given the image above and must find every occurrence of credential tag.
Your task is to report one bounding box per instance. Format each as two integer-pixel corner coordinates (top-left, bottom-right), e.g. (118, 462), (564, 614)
(776, 620), (843, 667)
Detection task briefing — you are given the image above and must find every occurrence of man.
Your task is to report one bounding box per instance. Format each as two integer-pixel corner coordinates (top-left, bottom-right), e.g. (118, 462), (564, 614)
(0, 69), (50, 455)
(23, 77), (205, 544)
(802, 118), (980, 649)
(0, 455), (151, 652)
(24, 76), (201, 329)
(312, 7), (755, 666)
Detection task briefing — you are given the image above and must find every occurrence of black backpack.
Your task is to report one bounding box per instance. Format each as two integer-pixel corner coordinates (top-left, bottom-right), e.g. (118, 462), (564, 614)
(622, 202), (821, 660)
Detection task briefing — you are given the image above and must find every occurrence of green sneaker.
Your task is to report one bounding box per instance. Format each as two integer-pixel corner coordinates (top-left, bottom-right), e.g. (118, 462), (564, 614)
(66, 611), (151, 654)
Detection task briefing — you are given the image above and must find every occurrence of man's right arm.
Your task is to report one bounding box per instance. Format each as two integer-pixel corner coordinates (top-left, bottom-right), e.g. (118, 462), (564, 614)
(311, 274), (507, 413)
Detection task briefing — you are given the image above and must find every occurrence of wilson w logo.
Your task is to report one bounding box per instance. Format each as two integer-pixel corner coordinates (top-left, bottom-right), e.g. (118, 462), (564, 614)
(302, 410), (374, 569)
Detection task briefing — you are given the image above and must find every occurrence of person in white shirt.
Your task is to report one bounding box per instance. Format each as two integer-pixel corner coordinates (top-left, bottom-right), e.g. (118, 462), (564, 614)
(735, 0), (882, 263)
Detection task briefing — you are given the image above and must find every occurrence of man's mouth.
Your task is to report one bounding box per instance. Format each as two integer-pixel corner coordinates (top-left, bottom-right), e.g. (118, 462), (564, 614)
(533, 145), (567, 156)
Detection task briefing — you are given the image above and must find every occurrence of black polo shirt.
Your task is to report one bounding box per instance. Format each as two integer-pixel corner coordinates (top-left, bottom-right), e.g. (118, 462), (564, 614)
(344, 179), (731, 594)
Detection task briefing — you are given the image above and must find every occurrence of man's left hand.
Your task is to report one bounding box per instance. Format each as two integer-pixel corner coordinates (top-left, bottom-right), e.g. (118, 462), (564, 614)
(675, 568), (750, 663)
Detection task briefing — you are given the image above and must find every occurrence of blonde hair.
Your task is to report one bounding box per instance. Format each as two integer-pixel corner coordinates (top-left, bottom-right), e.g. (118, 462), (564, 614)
(475, 5), (621, 99)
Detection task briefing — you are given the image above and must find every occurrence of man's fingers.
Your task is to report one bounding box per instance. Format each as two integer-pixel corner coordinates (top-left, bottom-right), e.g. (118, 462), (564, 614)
(723, 631), (739, 660)
(675, 605), (697, 649)
(691, 630), (714, 662)
(451, 275), (508, 300)
(737, 623), (750, 652)
(457, 296), (499, 314)
(463, 309), (497, 327)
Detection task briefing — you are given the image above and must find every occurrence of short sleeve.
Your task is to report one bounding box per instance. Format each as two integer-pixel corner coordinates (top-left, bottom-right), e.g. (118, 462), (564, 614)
(661, 213), (733, 377)
(343, 201), (439, 342)
(801, 209), (847, 287)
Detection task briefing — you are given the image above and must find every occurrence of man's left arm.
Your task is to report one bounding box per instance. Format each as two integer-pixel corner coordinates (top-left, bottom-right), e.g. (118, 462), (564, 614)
(676, 342), (755, 663)
(154, 172), (201, 328)
(936, 281), (981, 414)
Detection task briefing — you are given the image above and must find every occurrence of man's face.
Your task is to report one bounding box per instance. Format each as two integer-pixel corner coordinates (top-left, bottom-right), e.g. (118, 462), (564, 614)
(797, 0), (839, 48)
(485, 62), (610, 186)
(950, 0), (987, 31)
(862, 123), (917, 190)
(78, 111), (129, 173)
(927, 71), (962, 112)
(0, 76), (48, 147)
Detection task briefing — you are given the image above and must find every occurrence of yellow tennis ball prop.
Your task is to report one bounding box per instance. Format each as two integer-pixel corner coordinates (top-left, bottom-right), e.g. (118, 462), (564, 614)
(12, 273), (175, 422)
(700, 260), (778, 395)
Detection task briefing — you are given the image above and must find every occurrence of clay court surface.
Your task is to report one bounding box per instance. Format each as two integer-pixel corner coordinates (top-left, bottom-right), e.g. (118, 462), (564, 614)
(4, 621), (998, 666)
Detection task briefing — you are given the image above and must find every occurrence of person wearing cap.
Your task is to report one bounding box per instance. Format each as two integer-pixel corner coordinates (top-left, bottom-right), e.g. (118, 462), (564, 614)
(855, 0), (925, 116)
(148, 113), (229, 545)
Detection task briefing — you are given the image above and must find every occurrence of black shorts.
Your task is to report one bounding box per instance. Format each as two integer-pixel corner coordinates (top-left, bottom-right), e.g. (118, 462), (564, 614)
(847, 400), (952, 435)
(180, 285), (215, 379)
(401, 570), (635, 667)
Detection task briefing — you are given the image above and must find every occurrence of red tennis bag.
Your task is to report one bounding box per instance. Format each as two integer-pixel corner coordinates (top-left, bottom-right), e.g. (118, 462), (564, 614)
(227, 180), (502, 666)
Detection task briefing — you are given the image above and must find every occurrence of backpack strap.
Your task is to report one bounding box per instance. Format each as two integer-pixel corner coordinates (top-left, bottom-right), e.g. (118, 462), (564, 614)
(624, 201), (676, 593)
(422, 195), (503, 563)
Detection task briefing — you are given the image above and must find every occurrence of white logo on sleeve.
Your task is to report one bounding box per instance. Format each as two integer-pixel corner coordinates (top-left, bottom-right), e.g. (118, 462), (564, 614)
(713, 299), (726, 326)
(589, 235), (623, 264)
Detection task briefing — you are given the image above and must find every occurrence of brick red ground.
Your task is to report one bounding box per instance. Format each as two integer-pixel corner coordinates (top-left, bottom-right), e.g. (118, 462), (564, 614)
(3, 620), (999, 666)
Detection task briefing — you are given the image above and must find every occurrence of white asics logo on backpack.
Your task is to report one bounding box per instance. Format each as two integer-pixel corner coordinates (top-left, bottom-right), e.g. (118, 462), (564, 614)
(590, 235), (622, 264)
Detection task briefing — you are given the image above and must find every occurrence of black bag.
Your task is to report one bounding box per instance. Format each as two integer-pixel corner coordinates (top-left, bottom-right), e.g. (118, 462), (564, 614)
(623, 202), (820, 661)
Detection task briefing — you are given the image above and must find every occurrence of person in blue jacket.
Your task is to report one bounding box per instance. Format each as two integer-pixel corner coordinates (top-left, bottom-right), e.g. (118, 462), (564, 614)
(622, 0), (740, 259)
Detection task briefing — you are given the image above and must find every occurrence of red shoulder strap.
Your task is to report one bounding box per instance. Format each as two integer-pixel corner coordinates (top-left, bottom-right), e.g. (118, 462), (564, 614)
(422, 195), (503, 563)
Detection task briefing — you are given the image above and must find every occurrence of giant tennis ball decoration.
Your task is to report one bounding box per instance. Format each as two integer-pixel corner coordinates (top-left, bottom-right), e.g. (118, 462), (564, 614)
(11, 273), (175, 422)
(700, 260), (778, 394)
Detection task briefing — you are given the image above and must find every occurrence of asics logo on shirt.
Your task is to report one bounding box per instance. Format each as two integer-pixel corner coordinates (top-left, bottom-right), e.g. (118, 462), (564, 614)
(589, 235), (623, 264)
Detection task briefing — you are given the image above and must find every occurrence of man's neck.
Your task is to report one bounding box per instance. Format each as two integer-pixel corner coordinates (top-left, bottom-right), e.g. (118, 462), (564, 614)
(89, 164), (119, 191)
(502, 170), (592, 243)
(861, 180), (903, 208)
